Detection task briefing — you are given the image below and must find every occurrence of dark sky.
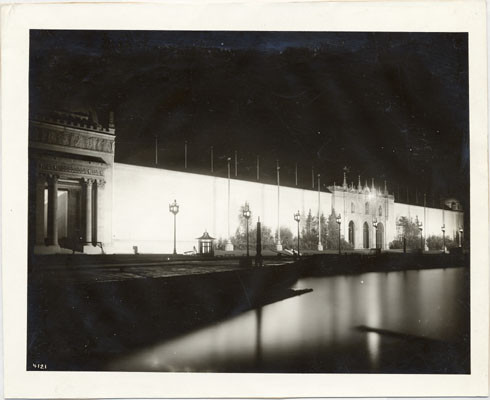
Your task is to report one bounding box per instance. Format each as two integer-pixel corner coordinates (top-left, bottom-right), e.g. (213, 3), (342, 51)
(29, 30), (469, 205)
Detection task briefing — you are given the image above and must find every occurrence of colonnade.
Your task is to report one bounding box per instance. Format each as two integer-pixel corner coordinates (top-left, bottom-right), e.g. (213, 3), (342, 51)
(35, 174), (100, 248)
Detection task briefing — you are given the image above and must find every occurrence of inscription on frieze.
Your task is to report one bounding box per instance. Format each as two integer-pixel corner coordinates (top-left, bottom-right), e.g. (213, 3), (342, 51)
(38, 162), (104, 177)
(31, 125), (114, 153)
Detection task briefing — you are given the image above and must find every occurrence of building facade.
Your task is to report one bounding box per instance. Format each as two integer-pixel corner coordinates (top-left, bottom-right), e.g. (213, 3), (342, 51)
(29, 111), (464, 254)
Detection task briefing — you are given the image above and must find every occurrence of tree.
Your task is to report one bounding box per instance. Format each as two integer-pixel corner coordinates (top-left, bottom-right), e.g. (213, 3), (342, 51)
(325, 209), (354, 251)
(426, 234), (457, 251)
(276, 226), (294, 249)
(229, 203), (277, 250)
(300, 210), (327, 250)
(389, 216), (423, 250)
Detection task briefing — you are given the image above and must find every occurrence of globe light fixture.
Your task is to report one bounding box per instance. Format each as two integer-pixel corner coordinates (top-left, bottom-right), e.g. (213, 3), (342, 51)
(336, 213), (342, 255)
(441, 224), (446, 253)
(294, 211), (301, 259)
(243, 204), (252, 257)
(169, 199), (179, 255)
(373, 217), (379, 249)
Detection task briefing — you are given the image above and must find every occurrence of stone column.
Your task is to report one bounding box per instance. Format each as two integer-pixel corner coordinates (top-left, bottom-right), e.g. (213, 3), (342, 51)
(85, 178), (93, 244)
(35, 174), (46, 246)
(47, 175), (59, 246)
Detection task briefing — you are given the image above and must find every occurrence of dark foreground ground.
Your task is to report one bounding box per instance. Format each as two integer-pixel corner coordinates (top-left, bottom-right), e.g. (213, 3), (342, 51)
(27, 252), (469, 373)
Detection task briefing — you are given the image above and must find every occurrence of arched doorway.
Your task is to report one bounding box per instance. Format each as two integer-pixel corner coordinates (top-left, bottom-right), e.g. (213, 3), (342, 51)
(363, 222), (369, 249)
(348, 221), (355, 247)
(376, 222), (384, 249)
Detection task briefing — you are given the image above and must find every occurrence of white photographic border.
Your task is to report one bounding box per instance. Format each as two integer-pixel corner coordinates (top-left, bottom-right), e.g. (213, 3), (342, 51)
(1, 1), (488, 398)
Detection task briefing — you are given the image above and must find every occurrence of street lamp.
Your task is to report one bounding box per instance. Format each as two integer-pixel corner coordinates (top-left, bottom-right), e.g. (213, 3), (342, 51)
(372, 217), (379, 249)
(336, 213), (341, 255)
(294, 211), (301, 259)
(417, 220), (423, 251)
(459, 226), (463, 248)
(441, 224), (446, 253)
(243, 204), (251, 257)
(169, 199), (179, 255)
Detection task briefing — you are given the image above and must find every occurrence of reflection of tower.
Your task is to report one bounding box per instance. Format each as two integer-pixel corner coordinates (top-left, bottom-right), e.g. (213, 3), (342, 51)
(365, 274), (381, 371)
(255, 307), (263, 369)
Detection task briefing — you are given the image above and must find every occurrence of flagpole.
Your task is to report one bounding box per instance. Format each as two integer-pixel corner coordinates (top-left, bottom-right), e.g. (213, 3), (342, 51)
(184, 140), (188, 169)
(155, 136), (158, 166)
(234, 150), (238, 177)
(256, 155), (260, 181)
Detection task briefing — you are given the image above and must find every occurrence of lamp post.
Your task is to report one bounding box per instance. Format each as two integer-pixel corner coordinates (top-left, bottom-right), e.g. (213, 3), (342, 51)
(459, 226), (463, 248)
(169, 199), (179, 255)
(417, 220), (423, 251)
(373, 217), (378, 249)
(294, 211), (301, 259)
(336, 214), (341, 255)
(441, 224), (446, 253)
(243, 205), (251, 257)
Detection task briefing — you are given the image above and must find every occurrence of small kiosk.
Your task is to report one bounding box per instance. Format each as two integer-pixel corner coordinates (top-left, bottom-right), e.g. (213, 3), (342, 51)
(197, 231), (215, 255)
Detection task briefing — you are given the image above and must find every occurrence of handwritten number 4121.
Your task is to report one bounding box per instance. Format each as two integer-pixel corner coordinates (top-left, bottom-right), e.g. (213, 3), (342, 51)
(32, 363), (47, 370)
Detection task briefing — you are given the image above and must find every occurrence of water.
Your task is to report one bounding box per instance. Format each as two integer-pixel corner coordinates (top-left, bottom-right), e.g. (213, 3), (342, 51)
(109, 267), (469, 373)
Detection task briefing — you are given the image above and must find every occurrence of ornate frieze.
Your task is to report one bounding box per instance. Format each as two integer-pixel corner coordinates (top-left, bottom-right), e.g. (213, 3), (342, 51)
(30, 122), (115, 154)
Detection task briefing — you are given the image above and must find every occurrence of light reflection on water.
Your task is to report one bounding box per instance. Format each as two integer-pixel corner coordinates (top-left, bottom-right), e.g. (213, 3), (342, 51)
(110, 267), (468, 372)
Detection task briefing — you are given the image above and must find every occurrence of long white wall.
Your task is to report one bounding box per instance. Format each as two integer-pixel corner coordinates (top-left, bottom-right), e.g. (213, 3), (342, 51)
(107, 163), (464, 254)
(110, 163), (332, 253)
(394, 202), (463, 239)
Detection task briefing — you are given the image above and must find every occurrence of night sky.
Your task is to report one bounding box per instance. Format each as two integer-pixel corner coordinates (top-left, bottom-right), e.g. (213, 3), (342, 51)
(29, 30), (469, 206)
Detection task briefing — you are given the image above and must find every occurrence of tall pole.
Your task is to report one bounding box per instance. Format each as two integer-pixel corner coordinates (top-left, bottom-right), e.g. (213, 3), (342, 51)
(297, 219), (300, 257)
(442, 227), (446, 253)
(256, 155), (260, 181)
(184, 140), (188, 169)
(420, 226), (423, 250)
(169, 200), (179, 255)
(312, 167), (315, 189)
(423, 193), (426, 251)
(295, 162), (298, 186)
(228, 158), (230, 240)
(276, 160), (282, 251)
(235, 150), (238, 177)
(317, 174), (323, 251)
(173, 213), (177, 255)
(210, 146), (214, 173)
(338, 219), (341, 255)
(246, 218), (249, 257)
(155, 136), (158, 166)
(442, 201), (445, 254)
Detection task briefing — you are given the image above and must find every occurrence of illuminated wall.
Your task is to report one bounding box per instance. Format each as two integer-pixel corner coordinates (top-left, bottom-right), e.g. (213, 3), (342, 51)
(108, 163), (464, 254)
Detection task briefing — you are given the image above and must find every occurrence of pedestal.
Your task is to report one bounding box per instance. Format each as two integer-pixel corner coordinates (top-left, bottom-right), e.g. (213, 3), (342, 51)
(317, 243), (323, 251)
(275, 243), (283, 251)
(225, 240), (234, 251)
